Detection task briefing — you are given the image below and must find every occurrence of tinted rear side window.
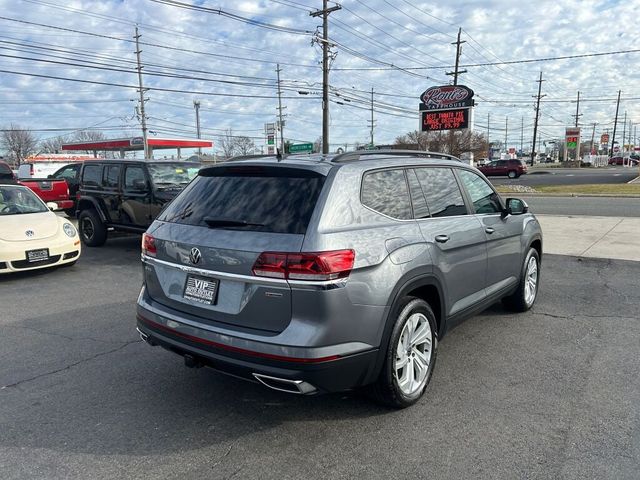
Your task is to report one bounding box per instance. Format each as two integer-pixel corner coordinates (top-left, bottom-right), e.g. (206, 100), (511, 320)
(82, 165), (102, 187)
(361, 169), (412, 220)
(158, 166), (325, 235)
(413, 167), (467, 217)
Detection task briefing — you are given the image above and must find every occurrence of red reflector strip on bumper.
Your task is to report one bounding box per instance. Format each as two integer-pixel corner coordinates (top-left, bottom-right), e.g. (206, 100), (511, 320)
(137, 314), (341, 364)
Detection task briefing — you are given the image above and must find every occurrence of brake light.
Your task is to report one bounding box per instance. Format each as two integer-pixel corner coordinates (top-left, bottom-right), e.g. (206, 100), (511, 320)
(252, 250), (355, 281)
(142, 233), (157, 256)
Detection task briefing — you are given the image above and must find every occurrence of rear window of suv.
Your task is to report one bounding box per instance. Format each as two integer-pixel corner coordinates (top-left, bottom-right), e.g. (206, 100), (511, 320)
(158, 165), (325, 235)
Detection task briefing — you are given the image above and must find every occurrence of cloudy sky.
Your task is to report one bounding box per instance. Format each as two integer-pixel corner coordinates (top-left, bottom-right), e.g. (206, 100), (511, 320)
(1, 0), (639, 157)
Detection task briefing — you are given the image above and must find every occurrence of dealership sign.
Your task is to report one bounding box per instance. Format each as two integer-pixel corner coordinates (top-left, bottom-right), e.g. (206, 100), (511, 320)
(419, 85), (474, 111)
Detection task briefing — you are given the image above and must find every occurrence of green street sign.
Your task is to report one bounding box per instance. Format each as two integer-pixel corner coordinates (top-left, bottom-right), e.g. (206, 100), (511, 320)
(289, 142), (313, 153)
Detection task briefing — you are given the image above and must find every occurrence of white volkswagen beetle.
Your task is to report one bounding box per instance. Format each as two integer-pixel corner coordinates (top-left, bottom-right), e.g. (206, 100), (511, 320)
(0, 183), (81, 274)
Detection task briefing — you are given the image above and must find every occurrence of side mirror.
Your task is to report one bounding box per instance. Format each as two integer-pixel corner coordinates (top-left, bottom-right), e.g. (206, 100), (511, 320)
(47, 174), (54, 179)
(46, 201), (59, 211)
(504, 198), (528, 216)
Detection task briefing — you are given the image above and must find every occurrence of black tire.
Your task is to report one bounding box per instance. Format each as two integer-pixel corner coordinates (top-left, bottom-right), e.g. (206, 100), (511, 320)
(502, 247), (540, 312)
(370, 297), (438, 409)
(78, 209), (107, 247)
(64, 208), (76, 218)
(507, 170), (517, 179)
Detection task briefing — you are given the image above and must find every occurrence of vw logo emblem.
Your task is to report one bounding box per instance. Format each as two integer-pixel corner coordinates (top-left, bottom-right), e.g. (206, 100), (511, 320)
(25, 230), (34, 237)
(189, 247), (202, 264)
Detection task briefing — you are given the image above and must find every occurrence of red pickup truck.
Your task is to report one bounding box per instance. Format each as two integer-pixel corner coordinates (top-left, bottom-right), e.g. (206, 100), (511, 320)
(0, 160), (74, 211)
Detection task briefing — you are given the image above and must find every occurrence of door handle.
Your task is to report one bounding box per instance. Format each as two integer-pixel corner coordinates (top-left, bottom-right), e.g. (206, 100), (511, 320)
(485, 227), (495, 234)
(435, 235), (450, 243)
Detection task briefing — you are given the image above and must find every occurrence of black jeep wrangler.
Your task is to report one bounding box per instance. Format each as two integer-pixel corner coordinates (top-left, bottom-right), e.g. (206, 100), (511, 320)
(76, 160), (200, 246)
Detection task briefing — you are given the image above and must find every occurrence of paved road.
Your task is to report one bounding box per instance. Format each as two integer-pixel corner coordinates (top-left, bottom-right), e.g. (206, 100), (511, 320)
(489, 167), (638, 186)
(524, 196), (640, 217)
(1, 238), (639, 479)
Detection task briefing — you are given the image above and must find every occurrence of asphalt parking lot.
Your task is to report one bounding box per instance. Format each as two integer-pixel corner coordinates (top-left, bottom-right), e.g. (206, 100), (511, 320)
(1, 236), (639, 479)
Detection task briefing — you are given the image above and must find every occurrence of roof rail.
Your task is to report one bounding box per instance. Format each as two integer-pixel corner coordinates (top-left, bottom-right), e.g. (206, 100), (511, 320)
(226, 154), (277, 162)
(331, 149), (462, 163)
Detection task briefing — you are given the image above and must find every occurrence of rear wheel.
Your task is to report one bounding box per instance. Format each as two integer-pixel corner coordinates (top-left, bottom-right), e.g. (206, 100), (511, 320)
(78, 209), (107, 247)
(503, 248), (540, 312)
(370, 297), (438, 408)
(507, 170), (517, 179)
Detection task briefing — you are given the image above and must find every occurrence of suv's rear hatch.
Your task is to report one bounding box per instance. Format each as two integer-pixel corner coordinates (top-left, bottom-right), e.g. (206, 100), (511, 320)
(143, 164), (327, 333)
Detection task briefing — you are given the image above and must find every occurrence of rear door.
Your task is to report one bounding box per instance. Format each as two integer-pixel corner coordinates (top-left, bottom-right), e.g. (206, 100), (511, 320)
(121, 164), (151, 226)
(101, 163), (121, 223)
(409, 167), (488, 319)
(144, 164), (326, 333)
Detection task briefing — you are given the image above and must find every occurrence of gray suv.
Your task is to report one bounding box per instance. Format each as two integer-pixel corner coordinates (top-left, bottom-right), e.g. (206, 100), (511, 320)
(136, 150), (542, 408)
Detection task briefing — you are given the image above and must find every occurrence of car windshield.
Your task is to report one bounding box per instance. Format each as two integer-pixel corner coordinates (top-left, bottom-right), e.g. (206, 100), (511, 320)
(147, 163), (200, 187)
(0, 185), (48, 215)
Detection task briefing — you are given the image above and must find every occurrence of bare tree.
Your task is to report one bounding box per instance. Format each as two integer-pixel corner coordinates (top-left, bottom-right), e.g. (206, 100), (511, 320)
(218, 129), (237, 159)
(234, 136), (255, 156)
(40, 135), (69, 154)
(1, 124), (38, 165)
(394, 130), (488, 158)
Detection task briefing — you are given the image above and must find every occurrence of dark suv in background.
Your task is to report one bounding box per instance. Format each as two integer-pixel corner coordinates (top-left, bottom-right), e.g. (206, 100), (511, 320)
(136, 150), (543, 408)
(478, 159), (528, 178)
(76, 160), (200, 246)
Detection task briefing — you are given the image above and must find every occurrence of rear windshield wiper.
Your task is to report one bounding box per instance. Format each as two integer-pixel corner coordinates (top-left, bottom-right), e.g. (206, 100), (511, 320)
(203, 217), (264, 228)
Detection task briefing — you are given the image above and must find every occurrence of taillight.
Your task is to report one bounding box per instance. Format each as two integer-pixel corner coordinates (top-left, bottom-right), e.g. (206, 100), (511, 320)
(252, 250), (355, 281)
(142, 233), (157, 256)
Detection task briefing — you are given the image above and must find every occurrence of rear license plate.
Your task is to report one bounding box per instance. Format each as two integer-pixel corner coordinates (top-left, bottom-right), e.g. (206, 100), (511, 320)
(183, 275), (219, 305)
(26, 248), (49, 263)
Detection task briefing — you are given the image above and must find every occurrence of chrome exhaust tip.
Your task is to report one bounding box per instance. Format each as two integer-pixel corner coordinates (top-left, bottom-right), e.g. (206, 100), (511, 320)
(136, 327), (156, 346)
(252, 373), (317, 395)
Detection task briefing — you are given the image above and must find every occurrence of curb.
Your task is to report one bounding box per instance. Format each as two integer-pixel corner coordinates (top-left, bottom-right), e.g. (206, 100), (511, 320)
(501, 193), (640, 198)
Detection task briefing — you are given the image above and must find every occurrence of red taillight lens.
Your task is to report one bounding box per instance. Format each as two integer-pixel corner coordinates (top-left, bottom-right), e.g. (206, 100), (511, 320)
(252, 252), (287, 279)
(142, 233), (157, 256)
(252, 250), (355, 281)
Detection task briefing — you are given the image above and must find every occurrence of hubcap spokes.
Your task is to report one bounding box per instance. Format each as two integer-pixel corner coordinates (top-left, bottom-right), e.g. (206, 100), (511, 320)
(395, 313), (432, 395)
(524, 256), (538, 305)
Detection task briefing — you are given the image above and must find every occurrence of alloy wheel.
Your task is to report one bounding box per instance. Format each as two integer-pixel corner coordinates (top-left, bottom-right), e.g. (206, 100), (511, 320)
(394, 313), (432, 395)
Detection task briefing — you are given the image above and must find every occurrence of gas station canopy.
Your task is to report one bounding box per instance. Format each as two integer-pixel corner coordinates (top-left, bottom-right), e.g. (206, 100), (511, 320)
(61, 136), (212, 158)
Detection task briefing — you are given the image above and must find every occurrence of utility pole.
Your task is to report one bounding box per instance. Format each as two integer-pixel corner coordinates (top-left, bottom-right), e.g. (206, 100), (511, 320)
(610, 90), (621, 156)
(193, 100), (201, 155)
(310, 1), (341, 154)
(504, 116), (508, 152)
(520, 116), (524, 154)
(367, 87), (375, 147)
(487, 112), (491, 159)
(622, 111), (627, 156)
(572, 91), (582, 127)
(134, 26), (149, 159)
(276, 63), (286, 155)
(446, 27), (467, 85)
(530, 71), (545, 166)
(590, 122), (597, 155)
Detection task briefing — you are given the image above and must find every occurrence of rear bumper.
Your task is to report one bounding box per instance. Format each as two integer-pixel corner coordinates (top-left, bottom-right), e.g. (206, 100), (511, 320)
(136, 307), (380, 394)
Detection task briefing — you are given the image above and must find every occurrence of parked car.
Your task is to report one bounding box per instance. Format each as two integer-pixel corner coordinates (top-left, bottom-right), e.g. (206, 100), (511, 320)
(0, 182), (80, 274)
(136, 150), (543, 408)
(608, 156), (639, 166)
(76, 160), (200, 246)
(2, 160), (74, 211)
(477, 159), (528, 178)
(0, 160), (18, 183)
